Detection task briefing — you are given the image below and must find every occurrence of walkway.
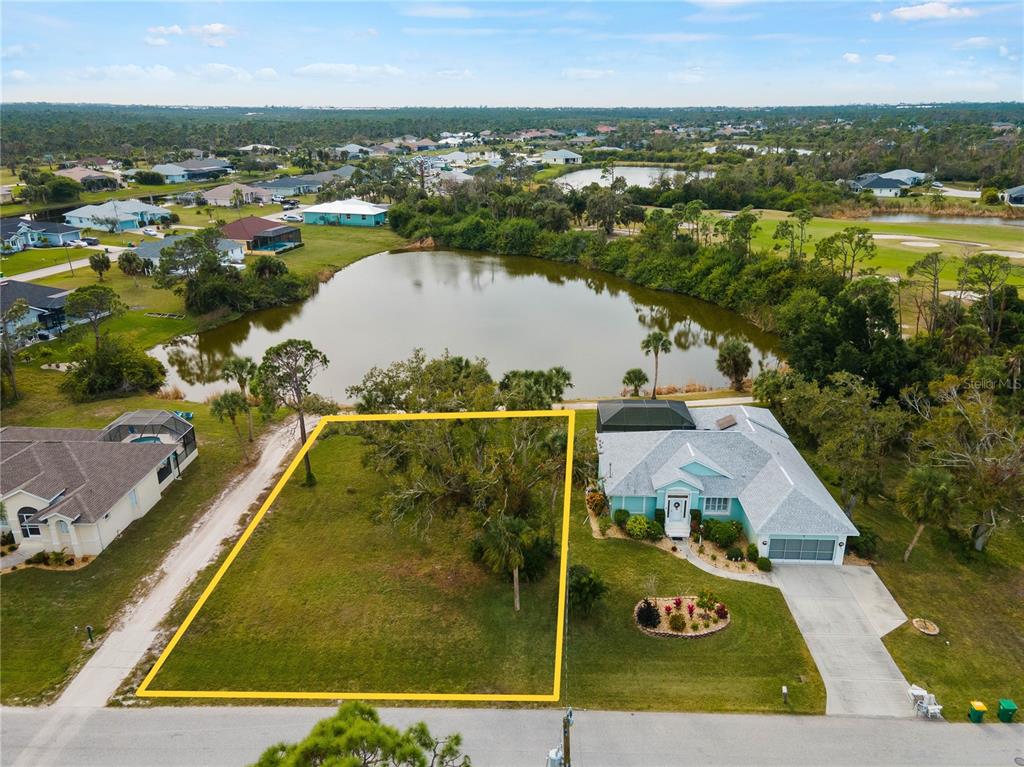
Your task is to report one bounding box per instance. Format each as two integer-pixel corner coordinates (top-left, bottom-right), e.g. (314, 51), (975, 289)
(557, 395), (754, 410)
(53, 417), (313, 709)
(673, 541), (776, 586)
(3, 705), (1020, 767)
(775, 565), (912, 718)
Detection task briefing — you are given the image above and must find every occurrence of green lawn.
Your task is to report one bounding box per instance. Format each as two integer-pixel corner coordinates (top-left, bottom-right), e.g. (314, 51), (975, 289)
(746, 209), (1024, 289)
(0, 370), (270, 704)
(561, 412), (825, 714)
(145, 429), (563, 697)
(859, 492), (1024, 710)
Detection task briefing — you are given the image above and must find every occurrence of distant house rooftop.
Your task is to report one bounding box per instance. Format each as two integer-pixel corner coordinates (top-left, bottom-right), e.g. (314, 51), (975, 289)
(0, 279), (71, 315)
(221, 216), (297, 242)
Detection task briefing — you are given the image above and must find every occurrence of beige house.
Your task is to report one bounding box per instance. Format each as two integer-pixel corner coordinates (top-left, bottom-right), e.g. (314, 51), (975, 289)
(203, 182), (272, 207)
(1, 411), (198, 559)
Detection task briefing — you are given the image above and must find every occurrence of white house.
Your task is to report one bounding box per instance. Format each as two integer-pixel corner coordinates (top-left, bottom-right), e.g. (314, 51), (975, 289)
(1, 411), (198, 559)
(859, 176), (907, 198)
(597, 401), (858, 564)
(64, 200), (171, 232)
(202, 182), (273, 207)
(542, 149), (583, 165)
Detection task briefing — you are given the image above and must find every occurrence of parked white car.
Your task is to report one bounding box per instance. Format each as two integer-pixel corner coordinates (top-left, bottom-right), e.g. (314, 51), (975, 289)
(68, 239), (88, 248)
(281, 213), (303, 222)
(142, 227), (158, 236)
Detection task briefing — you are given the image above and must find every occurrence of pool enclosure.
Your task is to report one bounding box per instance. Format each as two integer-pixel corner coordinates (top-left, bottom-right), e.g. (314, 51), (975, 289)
(100, 410), (198, 481)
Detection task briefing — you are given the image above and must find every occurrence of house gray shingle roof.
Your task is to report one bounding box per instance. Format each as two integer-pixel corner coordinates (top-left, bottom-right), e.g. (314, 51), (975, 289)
(0, 279), (71, 314)
(0, 428), (176, 524)
(598, 405), (858, 539)
(131, 235), (240, 263)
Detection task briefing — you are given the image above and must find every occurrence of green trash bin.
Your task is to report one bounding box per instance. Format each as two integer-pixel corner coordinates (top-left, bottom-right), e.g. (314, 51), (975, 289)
(968, 701), (987, 723)
(997, 699), (1018, 723)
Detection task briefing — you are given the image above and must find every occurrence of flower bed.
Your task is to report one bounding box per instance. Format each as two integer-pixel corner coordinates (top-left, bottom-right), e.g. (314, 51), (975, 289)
(688, 537), (763, 574)
(634, 595), (731, 638)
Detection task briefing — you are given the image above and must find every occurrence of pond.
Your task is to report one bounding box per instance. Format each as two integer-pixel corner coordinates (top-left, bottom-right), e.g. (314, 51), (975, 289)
(555, 165), (715, 191)
(863, 214), (1024, 228)
(152, 250), (778, 403)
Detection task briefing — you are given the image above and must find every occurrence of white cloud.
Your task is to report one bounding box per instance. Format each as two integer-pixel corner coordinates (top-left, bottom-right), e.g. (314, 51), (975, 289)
(255, 67), (279, 81)
(435, 68), (473, 80)
(875, 54), (897, 63)
(562, 67), (615, 80)
(890, 2), (977, 21)
(955, 36), (995, 48)
(2, 44), (27, 59)
(144, 36), (169, 47)
(293, 62), (404, 80)
(201, 37), (228, 48)
(193, 23), (235, 36)
(186, 63), (251, 81)
(3, 69), (31, 82)
(870, 11), (884, 22)
(148, 24), (182, 35)
(77, 64), (175, 81)
(842, 52), (862, 64)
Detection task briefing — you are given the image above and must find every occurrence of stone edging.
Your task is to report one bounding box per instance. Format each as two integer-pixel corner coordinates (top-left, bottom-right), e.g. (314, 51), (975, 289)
(633, 597), (731, 639)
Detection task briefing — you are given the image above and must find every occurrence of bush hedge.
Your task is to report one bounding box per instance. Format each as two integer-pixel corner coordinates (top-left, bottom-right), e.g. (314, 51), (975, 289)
(613, 508), (630, 528)
(757, 557), (773, 572)
(626, 515), (650, 540)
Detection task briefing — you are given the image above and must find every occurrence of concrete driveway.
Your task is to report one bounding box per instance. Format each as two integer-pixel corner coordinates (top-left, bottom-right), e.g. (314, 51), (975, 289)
(775, 565), (913, 718)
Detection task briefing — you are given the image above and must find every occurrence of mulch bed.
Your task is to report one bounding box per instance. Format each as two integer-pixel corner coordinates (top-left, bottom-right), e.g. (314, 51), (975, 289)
(634, 597), (731, 639)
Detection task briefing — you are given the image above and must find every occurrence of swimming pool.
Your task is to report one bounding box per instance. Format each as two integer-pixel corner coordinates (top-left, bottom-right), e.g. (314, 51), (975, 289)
(131, 436), (163, 444)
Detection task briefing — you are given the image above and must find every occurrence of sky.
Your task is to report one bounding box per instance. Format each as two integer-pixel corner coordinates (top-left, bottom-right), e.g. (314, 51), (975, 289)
(1, 1), (1021, 107)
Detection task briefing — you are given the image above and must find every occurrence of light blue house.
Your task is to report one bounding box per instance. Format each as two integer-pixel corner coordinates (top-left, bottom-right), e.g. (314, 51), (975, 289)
(64, 200), (172, 232)
(302, 198), (388, 227)
(597, 401), (858, 564)
(1, 218), (82, 251)
(149, 164), (190, 184)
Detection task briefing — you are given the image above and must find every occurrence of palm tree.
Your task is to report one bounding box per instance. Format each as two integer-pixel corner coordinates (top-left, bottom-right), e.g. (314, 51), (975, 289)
(896, 465), (955, 562)
(622, 368), (649, 397)
(479, 515), (534, 612)
(221, 355), (258, 441)
(716, 337), (752, 391)
(117, 251), (147, 288)
(640, 330), (671, 399)
(210, 391), (251, 460)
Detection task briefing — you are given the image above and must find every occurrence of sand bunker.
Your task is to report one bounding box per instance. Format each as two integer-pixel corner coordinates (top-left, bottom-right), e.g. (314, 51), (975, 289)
(982, 249), (1024, 260)
(902, 240), (941, 248)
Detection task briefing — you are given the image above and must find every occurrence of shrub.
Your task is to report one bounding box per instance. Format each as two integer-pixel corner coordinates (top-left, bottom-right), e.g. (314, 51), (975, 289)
(646, 520), (665, 541)
(697, 544), (705, 555)
(715, 603), (729, 619)
(654, 508), (666, 529)
(626, 515), (650, 539)
(668, 612), (688, 632)
(847, 526), (879, 559)
(696, 589), (719, 611)
(521, 536), (556, 581)
(691, 621), (700, 631)
(1, 531), (14, 547)
(710, 554), (717, 561)
(636, 598), (661, 629)
(26, 551), (48, 565)
(598, 516), (612, 537)
(757, 557), (773, 572)
(746, 543), (759, 562)
(726, 546), (744, 561)
(60, 337), (166, 401)
(567, 564), (609, 617)
(703, 519), (742, 548)
(613, 508), (630, 528)
(690, 508), (702, 530)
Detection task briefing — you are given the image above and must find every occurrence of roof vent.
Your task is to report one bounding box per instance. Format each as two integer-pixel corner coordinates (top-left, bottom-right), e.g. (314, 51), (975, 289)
(715, 414), (737, 430)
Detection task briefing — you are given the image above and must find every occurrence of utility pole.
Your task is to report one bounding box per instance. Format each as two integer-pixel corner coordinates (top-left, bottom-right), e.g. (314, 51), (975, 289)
(562, 707), (573, 767)
(62, 242), (75, 276)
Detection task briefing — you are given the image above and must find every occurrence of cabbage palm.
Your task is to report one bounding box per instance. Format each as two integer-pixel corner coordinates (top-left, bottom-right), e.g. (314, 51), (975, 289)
(640, 330), (671, 399)
(479, 515), (534, 612)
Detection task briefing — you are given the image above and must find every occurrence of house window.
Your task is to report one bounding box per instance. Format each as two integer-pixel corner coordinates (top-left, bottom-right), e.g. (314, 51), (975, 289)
(17, 508), (40, 538)
(56, 520), (70, 534)
(703, 497), (730, 514)
(129, 488), (139, 508)
(346, 214), (352, 220)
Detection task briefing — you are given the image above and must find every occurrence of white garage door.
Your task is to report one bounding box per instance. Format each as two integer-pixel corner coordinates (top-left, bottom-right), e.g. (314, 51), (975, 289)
(769, 537), (835, 562)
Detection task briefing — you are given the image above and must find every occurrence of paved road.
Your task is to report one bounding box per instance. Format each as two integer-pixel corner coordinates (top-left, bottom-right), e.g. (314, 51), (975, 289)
(54, 418), (312, 709)
(11, 246), (127, 283)
(775, 565), (911, 718)
(2, 705), (1020, 767)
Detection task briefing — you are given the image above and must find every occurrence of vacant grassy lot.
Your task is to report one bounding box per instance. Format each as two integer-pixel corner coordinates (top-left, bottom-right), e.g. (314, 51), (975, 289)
(0, 373), (268, 704)
(860, 489), (1024, 709)
(562, 412), (825, 714)
(145, 429), (563, 696)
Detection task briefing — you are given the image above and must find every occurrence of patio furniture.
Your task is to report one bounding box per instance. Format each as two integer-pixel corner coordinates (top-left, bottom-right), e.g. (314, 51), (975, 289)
(907, 685), (927, 706)
(915, 694), (943, 720)
(173, 411), (194, 421)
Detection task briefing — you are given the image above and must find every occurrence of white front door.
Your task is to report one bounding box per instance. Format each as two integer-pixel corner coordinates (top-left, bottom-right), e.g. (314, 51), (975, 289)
(665, 494), (690, 536)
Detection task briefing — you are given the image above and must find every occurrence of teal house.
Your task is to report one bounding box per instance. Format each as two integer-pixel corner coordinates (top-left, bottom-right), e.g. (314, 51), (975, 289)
(597, 400), (858, 564)
(302, 198), (388, 227)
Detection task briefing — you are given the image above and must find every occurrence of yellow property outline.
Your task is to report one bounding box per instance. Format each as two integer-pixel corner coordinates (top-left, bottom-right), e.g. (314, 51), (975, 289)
(137, 409), (575, 702)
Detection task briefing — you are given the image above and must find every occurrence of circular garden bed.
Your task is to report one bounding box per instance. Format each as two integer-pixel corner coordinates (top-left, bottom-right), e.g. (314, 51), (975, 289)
(634, 593), (731, 638)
